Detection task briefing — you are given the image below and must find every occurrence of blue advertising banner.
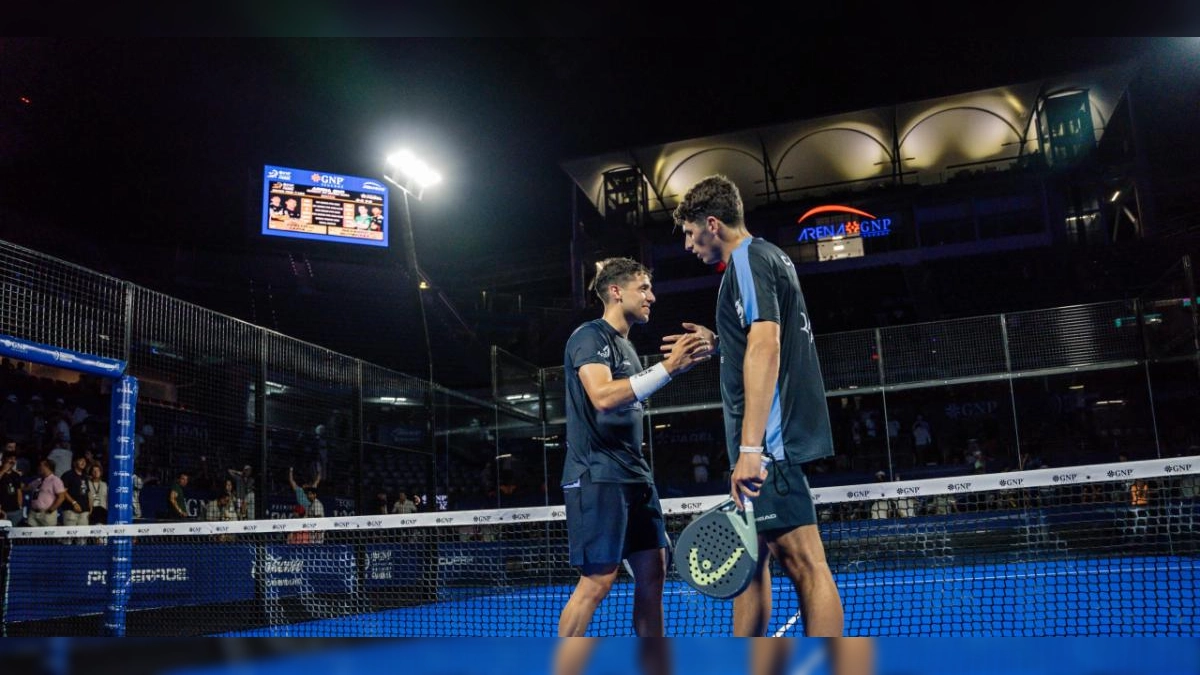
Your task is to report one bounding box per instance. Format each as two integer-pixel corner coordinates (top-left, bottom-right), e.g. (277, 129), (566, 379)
(436, 541), (509, 585)
(261, 544), (357, 599)
(363, 544), (425, 588)
(7, 543), (255, 623)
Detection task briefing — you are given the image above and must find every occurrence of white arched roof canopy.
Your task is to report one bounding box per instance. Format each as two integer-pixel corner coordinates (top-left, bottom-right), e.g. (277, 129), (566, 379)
(895, 83), (1041, 181)
(560, 62), (1138, 219)
(765, 109), (895, 195)
(654, 141), (766, 214)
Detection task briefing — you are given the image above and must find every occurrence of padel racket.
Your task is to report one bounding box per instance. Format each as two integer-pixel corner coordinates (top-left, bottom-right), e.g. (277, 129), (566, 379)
(673, 497), (760, 599)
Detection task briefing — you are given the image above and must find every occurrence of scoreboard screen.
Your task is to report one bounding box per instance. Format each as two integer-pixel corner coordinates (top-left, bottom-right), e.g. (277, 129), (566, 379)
(261, 164), (389, 248)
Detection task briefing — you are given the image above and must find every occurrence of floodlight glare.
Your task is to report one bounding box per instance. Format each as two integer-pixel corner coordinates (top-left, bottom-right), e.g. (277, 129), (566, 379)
(386, 150), (442, 188)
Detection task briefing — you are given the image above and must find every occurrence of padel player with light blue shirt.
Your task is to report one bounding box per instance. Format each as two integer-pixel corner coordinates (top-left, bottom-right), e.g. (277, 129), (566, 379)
(667, 174), (845, 639)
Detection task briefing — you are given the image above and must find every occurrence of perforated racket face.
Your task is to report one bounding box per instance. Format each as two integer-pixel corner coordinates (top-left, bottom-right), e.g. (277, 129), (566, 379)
(673, 501), (758, 599)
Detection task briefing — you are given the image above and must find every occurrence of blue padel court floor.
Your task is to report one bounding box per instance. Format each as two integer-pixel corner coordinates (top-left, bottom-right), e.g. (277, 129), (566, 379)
(213, 556), (1195, 637)
(171, 638), (1200, 675)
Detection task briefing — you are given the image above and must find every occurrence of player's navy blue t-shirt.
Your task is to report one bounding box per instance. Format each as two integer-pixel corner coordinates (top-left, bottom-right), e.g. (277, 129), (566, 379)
(562, 319), (652, 485)
(717, 237), (834, 465)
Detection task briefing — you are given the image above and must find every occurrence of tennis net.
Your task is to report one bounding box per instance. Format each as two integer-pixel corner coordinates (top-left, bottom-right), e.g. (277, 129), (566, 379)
(2, 456), (1196, 636)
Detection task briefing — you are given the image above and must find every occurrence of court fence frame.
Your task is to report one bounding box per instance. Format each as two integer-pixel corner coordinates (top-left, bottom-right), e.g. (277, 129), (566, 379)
(0, 238), (1197, 521)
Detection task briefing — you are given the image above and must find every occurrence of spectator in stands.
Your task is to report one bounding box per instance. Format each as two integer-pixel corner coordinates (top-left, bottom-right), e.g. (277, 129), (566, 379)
(0, 451), (24, 524)
(967, 439), (986, 474)
(206, 492), (238, 522)
(498, 469), (518, 499)
(373, 490), (390, 515)
(69, 400), (89, 427)
(5, 439), (28, 476)
(27, 459), (66, 527)
(205, 491), (237, 543)
(218, 477), (239, 514)
(47, 439), (74, 478)
(1175, 455), (1197, 534)
(891, 474), (918, 517)
(869, 471), (892, 520)
(304, 485), (324, 518)
(228, 464), (255, 519)
(392, 491), (417, 514)
(30, 398), (47, 453)
(1, 393), (31, 444)
(288, 465), (321, 512)
(167, 471), (191, 520)
(51, 408), (71, 447)
(1180, 458), (1199, 501)
(692, 450), (710, 484)
(1131, 478), (1151, 509)
(913, 414), (935, 465)
(87, 462), (108, 525)
(60, 455), (90, 543)
(929, 491), (958, 515)
(132, 468), (147, 520)
(1126, 476), (1154, 545)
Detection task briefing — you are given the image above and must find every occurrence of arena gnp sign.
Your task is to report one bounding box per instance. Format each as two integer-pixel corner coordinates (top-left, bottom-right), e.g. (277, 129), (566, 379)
(796, 205), (893, 241)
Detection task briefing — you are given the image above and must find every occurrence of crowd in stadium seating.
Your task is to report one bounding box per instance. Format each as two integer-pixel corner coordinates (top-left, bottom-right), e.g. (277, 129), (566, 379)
(0, 358), (113, 529)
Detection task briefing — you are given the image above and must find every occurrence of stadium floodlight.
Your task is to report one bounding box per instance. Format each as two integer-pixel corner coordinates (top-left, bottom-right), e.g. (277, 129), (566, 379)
(384, 150), (442, 199)
(382, 149), (439, 428)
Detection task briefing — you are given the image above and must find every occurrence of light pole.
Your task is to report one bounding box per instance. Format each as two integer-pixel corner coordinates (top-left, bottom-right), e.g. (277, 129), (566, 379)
(383, 150), (443, 505)
(383, 149), (442, 387)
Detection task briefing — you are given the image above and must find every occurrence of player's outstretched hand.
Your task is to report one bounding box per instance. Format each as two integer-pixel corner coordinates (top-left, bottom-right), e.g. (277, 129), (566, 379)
(662, 332), (711, 375)
(662, 322), (717, 360)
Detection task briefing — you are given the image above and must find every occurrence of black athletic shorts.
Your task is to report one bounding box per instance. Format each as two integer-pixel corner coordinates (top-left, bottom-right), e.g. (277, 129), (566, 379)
(562, 470), (668, 568)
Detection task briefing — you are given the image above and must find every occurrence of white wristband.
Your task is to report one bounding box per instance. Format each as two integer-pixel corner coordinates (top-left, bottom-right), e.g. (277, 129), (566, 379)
(629, 362), (671, 402)
(739, 445), (764, 454)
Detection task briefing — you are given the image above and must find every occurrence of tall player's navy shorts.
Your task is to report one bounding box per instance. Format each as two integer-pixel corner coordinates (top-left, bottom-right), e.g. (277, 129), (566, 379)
(562, 470), (669, 569)
(749, 459), (818, 536)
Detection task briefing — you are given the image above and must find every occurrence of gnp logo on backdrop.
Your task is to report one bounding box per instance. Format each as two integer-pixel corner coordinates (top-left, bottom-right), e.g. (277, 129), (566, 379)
(310, 173), (346, 187)
(796, 205), (893, 242)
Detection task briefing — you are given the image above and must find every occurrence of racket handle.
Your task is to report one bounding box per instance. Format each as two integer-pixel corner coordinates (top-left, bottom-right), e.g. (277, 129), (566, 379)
(743, 455), (773, 514)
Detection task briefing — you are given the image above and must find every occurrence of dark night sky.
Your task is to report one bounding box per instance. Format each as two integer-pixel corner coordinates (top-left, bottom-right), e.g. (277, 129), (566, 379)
(2, 38), (1178, 276)
(1, 37), (1196, 384)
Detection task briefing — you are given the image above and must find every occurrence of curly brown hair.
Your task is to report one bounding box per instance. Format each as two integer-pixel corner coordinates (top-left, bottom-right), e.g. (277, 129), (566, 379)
(589, 257), (650, 304)
(671, 174), (744, 230)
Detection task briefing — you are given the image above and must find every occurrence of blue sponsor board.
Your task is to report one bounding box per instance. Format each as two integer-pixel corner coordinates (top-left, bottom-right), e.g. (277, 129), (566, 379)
(363, 544), (425, 587)
(436, 541), (509, 585)
(7, 543), (255, 622)
(261, 544), (357, 599)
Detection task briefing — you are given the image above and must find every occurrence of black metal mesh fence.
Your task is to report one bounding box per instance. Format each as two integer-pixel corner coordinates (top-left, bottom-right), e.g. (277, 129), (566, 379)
(0, 239), (1198, 519)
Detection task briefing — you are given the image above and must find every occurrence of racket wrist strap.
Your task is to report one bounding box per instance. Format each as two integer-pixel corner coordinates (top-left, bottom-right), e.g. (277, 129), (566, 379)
(629, 362), (671, 402)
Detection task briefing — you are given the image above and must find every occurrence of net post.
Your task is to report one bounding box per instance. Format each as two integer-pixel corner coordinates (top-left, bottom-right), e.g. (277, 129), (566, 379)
(104, 375), (138, 637)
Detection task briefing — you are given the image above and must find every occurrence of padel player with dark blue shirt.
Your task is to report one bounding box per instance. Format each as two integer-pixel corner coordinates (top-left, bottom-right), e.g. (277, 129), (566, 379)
(666, 175), (845, 638)
(556, 257), (710, 649)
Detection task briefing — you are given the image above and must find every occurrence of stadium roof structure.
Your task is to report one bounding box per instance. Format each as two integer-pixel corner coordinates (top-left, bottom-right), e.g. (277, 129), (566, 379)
(561, 61), (1140, 224)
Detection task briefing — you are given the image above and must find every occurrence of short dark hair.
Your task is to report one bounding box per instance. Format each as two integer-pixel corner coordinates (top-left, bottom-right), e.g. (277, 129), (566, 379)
(672, 174), (744, 230)
(588, 257), (650, 304)
(305, 486), (319, 496)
